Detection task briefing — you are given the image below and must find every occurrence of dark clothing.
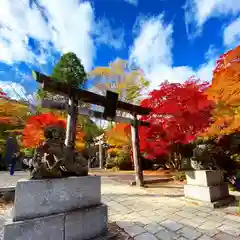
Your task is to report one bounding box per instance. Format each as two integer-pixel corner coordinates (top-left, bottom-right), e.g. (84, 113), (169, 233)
(9, 154), (18, 176)
(5, 136), (19, 169)
(91, 157), (96, 168)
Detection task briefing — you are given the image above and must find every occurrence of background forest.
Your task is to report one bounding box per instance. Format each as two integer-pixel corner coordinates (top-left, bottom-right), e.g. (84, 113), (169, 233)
(1, 45), (240, 190)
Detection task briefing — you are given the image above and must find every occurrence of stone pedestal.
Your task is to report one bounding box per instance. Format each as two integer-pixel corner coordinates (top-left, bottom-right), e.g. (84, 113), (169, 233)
(184, 170), (234, 208)
(3, 176), (108, 240)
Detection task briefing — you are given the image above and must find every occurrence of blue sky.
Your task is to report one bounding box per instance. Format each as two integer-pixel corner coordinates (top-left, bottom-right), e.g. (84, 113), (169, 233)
(0, 0), (240, 101)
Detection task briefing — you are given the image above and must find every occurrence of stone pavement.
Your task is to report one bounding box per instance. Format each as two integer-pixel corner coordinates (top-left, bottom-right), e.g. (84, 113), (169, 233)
(0, 172), (240, 239)
(101, 178), (240, 240)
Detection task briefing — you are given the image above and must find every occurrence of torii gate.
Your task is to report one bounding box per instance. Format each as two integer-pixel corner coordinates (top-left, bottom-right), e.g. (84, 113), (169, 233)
(34, 72), (151, 187)
(93, 133), (105, 169)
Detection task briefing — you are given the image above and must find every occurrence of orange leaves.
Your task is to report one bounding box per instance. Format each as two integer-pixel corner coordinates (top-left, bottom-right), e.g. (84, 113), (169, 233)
(0, 116), (22, 126)
(207, 45), (240, 105)
(27, 113), (66, 129)
(105, 123), (131, 147)
(23, 113), (66, 148)
(22, 113), (85, 151)
(204, 44), (240, 137)
(75, 127), (85, 152)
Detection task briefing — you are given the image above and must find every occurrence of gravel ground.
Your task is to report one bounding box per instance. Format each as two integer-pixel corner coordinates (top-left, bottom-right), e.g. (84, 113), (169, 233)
(108, 222), (133, 240)
(0, 200), (12, 240)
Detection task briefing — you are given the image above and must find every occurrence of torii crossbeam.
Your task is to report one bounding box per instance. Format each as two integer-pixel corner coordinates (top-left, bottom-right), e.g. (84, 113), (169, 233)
(34, 71), (152, 187)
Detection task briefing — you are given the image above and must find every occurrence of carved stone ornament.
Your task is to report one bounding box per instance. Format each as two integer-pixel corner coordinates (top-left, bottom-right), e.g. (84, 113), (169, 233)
(28, 125), (88, 179)
(190, 144), (215, 170)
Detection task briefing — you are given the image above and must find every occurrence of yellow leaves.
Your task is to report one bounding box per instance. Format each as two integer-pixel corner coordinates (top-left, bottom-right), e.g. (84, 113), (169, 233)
(109, 58), (127, 75)
(105, 123), (131, 147)
(89, 59), (127, 78)
(89, 67), (112, 77)
(89, 58), (149, 103)
(75, 141), (85, 152)
(75, 127), (85, 152)
(107, 147), (121, 155)
(0, 99), (30, 126)
(32, 71), (37, 80)
(0, 99), (28, 118)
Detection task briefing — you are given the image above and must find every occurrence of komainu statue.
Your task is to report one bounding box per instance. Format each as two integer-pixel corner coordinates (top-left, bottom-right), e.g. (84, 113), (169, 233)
(190, 144), (215, 170)
(29, 125), (88, 179)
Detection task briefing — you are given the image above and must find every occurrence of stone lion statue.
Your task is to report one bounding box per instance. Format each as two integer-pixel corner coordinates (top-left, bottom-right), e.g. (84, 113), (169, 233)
(29, 125), (88, 179)
(190, 144), (216, 170)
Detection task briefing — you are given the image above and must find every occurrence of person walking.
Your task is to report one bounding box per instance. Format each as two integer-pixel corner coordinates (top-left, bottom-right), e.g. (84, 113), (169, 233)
(5, 132), (20, 176)
(9, 152), (21, 176)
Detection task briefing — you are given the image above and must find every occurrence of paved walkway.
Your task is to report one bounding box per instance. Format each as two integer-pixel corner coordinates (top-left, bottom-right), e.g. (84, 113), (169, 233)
(0, 172), (240, 239)
(101, 178), (240, 240)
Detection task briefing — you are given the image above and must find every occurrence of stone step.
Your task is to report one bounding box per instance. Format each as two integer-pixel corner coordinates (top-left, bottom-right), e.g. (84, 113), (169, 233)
(184, 183), (230, 202)
(3, 204), (108, 240)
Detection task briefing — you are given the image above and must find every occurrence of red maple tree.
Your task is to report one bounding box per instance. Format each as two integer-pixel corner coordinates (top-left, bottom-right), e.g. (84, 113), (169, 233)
(0, 88), (7, 99)
(23, 113), (86, 151)
(22, 113), (66, 148)
(139, 78), (214, 159)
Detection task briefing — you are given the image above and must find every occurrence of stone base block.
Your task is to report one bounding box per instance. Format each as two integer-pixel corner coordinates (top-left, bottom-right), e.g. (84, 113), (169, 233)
(3, 204), (108, 240)
(3, 213), (65, 240)
(184, 183), (230, 202)
(65, 204), (108, 240)
(184, 195), (235, 208)
(13, 176), (101, 221)
(185, 170), (224, 187)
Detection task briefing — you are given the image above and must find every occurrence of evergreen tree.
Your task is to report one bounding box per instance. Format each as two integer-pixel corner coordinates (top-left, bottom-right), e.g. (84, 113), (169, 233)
(37, 52), (87, 101)
(52, 52), (87, 88)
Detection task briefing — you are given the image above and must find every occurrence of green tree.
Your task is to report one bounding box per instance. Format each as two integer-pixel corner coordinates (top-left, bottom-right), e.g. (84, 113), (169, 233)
(52, 52), (87, 88)
(77, 116), (104, 144)
(37, 52), (87, 100)
(37, 52), (102, 146)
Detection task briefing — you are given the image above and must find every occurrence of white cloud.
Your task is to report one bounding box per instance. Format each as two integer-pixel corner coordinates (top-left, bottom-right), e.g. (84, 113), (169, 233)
(94, 18), (125, 49)
(184, 0), (240, 38)
(129, 15), (217, 90)
(130, 15), (173, 68)
(0, 0), (124, 71)
(0, 81), (28, 100)
(223, 17), (240, 47)
(124, 0), (138, 6)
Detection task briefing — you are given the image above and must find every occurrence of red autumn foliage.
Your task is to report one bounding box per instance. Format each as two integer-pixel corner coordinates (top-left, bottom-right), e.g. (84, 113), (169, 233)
(139, 78), (214, 159)
(23, 113), (86, 151)
(23, 113), (66, 148)
(0, 88), (7, 99)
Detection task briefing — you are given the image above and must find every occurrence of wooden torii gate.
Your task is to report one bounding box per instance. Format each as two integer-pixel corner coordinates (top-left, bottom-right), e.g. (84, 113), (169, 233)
(34, 72), (151, 187)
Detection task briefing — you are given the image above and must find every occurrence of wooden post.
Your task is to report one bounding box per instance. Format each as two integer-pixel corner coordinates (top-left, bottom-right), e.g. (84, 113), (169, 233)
(99, 140), (103, 169)
(65, 97), (77, 149)
(131, 114), (144, 187)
